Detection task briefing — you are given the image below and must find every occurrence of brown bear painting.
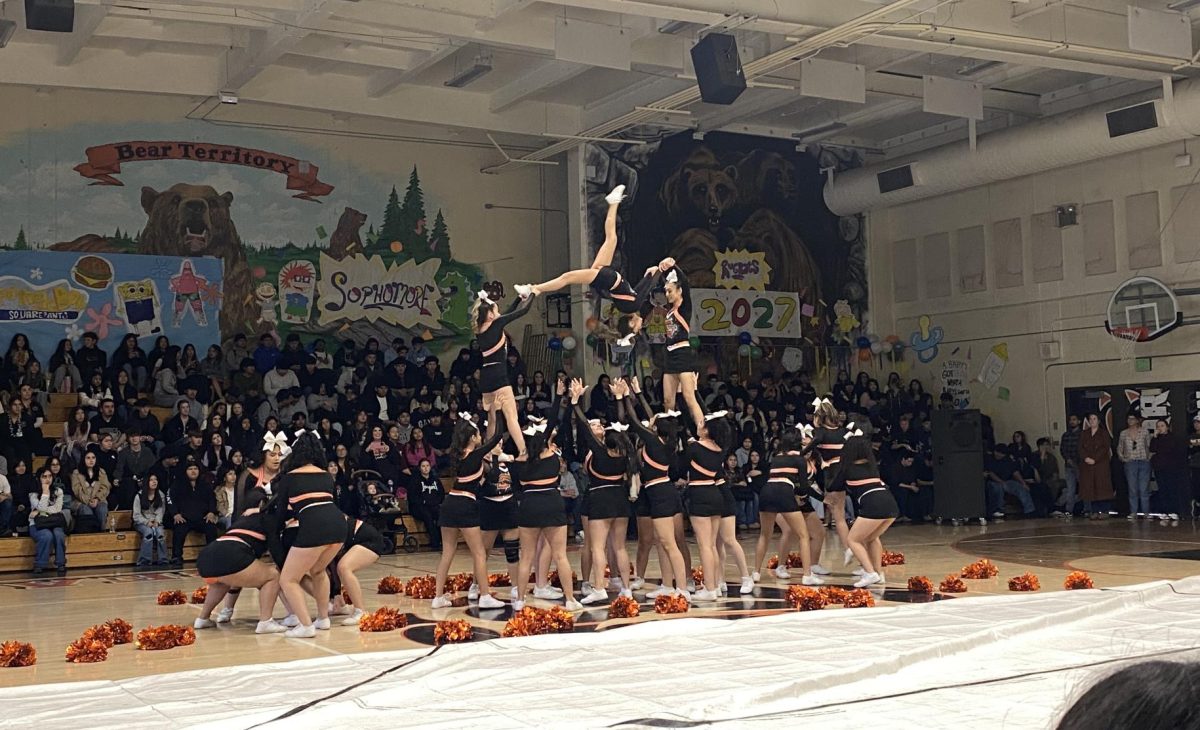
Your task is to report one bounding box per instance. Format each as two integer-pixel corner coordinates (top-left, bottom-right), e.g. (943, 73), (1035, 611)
(328, 206), (367, 260)
(138, 184), (257, 337)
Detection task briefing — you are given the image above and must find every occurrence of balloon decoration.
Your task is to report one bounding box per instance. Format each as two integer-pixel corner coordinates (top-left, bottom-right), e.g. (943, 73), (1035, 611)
(739, 332), (753, 345)
(856, 336), (871, 349)
(749, 346), (763, 359)
(688, 335), (701, 348)
(870, 342), (883, 354)
(738, 344), (751, 357)
(586, 334), (598, 347)
(561, 336), (577, 351)
(858, 349), (872, 362)
(585, 317), (599, 332)
(548, 337), (562, 351)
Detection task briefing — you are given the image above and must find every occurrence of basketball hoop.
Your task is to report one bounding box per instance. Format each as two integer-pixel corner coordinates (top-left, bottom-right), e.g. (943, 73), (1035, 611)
(1112, 326), (1145, 365)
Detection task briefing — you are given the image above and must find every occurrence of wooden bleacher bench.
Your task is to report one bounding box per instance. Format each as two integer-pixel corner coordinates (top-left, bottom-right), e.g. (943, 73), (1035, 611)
(0, 529), (207, 573)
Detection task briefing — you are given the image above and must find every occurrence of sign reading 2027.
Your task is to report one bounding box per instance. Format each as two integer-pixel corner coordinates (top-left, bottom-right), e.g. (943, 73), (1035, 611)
(691, 289), (802, 339)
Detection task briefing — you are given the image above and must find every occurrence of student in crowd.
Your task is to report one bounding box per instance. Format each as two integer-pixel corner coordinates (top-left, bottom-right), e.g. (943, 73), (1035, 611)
(28, 467), (67, 576)
(132, 473), (169, 567)
(984, 443), (1035, 520)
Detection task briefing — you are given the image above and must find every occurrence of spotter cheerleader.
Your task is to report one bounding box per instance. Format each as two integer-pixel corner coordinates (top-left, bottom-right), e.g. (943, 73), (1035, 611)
(830, 428), (899, 588)
(806, 398), (851, 569)
(686, 412), (736, 601)
(434, 417), (506, 609)
(752, 427), (824, 585)
(330, 516), (386, 625)
(475, 438), (520, 603)
(570, 378), (637, 605)
(713, 421), (754, 596)
(473, 289), (533, 457)
(194, 494), (287, 635)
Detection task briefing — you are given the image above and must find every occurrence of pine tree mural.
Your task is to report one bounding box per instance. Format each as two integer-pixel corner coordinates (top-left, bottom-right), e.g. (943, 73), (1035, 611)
(398, 166), (430, 261)
(378, 185), (404, 254)
(13, 227), (27, 250)
(429, 209), (451, 259)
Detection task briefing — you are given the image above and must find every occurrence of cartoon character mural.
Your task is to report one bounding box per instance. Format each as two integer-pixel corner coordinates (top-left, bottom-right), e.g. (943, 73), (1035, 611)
(168, 260), (209, 327)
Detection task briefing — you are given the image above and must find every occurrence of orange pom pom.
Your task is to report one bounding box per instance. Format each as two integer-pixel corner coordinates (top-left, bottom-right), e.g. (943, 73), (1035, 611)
(502, 606), (575, 637)
(81, 624), (115, 648)
(156, 590), (186, 605)
(341, 589), (352, 605)
(358, 607), (407, 632)
(488, 573), (512, 587)
(190, 586), (208, 604)
(377, 575), (404, 594)
(65, 638), (108, 663)
(0, 641), (37, 667)
(960, 559), (999, 579)
(786, 552), (805, 569)
(653, 594), (690, 614)
(607, 595), (640, 619)
(786, 586), (826, 611)
(819, 586), (849, 604)
(690, 567), (704, 584)
(1007, 572), (1040, 592)
(135, 625), (196, 651)
(434, 619), (474, 644)
(1064, 571), (1094, 590)
(765, 554), (780, 570)
(939, 574), (967, 593)
(446, 573), (473, 593)
(404, 576), (436, 599)
(105, 618), (133, 645)
(907, 576), (934, 594)
(880, 550), (905, 566)
(842, 589), (876, 608)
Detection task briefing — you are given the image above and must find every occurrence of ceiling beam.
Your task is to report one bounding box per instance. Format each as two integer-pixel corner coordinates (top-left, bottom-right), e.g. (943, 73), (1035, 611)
(365, 43), (463, 98)
(490, 61), (588, 112)
(222, 0), (336, 91)
(57, 4), (111, 66)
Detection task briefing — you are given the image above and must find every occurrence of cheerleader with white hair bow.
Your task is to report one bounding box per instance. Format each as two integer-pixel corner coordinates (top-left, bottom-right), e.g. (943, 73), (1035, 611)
(471, 287), (533, 458)
(805, 397), (852, 570)
(829, 428), (899, 588)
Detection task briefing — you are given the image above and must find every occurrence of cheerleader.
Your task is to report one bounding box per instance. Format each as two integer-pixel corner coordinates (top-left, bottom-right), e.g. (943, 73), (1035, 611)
(618, 378), (688, 598)
(685, 411), (737, 601)
(511, 393), (581, 611)
(434, 417), (506, 609)
(752, 428), (824, 585)
(263, 431), (345, 638)
(831, 429), (899, 588)
(714, 434), (754, 596)
(473, 289), (533, 457)
(806, 398), (847, 572)
(569, 378), (637, 605)
(651, 271), (704, 433)
(193, 494), (287, 634)
(331, 516), (386, 625)
(514, 187), (672, 344)
(474, 442), (520, 602)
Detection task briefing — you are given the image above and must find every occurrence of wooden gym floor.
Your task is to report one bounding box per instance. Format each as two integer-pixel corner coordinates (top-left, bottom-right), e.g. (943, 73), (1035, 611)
(0, 518), (1197, 687)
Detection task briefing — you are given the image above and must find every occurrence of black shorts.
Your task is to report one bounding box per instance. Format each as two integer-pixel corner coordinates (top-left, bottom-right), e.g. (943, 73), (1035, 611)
(295, 503), (347, 548)
(440, 493), (480, 529)
(855, 488), (900, 520)
(586, 484), (629, 520)
(634, 486), (651, 518)
(350, 521), (387, 556)
(591, 266), (640, 315)
(664, 346), (698, 375)
(197, 540), (256, 579)
(480, 364), (509, 394)
(759, 482), (800, 514)
(645, 482), (681, 519)
(480, 496), (518, 532)
(822, 463), (846, 494)
(718, 485), (736, 518)
(518, 490), (568, 528)
(687, 484), (725, 517)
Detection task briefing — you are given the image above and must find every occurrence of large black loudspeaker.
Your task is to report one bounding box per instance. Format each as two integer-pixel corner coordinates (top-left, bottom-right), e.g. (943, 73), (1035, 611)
(931, 409), (986, 520)
(25, 0), (74, 32)
(690, 33), (745, 105)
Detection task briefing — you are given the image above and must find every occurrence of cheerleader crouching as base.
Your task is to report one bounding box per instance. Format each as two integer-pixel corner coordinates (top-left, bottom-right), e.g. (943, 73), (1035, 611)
(194, 494), (287, 635)
(434, 417), (507, 610)
(833, 430), (899, 588)
(331, 517), (386, 625)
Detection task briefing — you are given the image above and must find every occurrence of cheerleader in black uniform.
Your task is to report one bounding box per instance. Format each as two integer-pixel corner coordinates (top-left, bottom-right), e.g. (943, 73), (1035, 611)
(686, 412), (736, 601)
(475, 445), (520, 603)
(713, 427), (754, 596)
(332, 516), (386, 626)
(806, 398), (848, 573)
(618, 378), (689, 599)
(511, 392), (582, 611)
(752, 428), (825, 585)
(193, 494), (288, 634)
(830, 430), (899, 588)
(570, 378), (637, 605)
(515, 186), (673, 344)
(262, 432), (345, 638)
(473, 289), (533, 457)
(434, 417), (506, 609)
(660, 267), (705, 429)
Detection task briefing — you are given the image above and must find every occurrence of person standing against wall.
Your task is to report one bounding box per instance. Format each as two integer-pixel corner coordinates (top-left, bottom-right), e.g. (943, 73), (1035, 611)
(1079, 413), (1114, 519)
(1118, 414), (1152, 519)
(1059, 414), (1082, 517)
(1149, 420), (1190, 522)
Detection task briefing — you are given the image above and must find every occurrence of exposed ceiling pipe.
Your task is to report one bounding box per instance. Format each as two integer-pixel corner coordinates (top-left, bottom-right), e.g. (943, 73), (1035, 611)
(823, 78), (1200, 215)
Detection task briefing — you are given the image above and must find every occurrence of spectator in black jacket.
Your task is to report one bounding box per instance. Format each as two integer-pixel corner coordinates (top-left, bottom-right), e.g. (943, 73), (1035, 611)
(161, 399), (197, 446)
(166, 459), (217, 566)
(127, 399), (162, 451)
(76, 331), (107, 380)
(363, 379), (402, 424)
(407, 458), (442, 549)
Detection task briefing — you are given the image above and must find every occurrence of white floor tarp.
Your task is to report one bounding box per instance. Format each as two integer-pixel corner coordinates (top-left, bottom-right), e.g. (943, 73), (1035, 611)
(6, 578), (1200, 729)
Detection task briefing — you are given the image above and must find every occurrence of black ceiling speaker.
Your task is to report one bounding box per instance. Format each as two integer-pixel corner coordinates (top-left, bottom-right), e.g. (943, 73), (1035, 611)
(25, 0), (74, 32)
(691, 33), (745, 105)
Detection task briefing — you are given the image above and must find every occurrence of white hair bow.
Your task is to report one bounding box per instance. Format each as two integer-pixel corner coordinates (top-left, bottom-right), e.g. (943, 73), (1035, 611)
(705, 410), (728, 421)
(811, 397), (832, 408)
(665, 269), (678, 284)
(606, 423), (629, 433)
(458, 412), (479, 430)
(523, 422), (547, 436)
(476, 289), (494, 306)
(798, 424), (814, 439)
(843, 422), (864, 440)
(587, 419), (602, 427)
(659, 410), (681, 419)
(263, 431), (291, 457)
(294, 427), (318, 441)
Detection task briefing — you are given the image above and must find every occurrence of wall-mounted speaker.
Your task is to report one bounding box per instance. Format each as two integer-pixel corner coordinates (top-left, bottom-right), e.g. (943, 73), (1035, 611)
(877, 164), (918, 194)
(690, 33), (745, 105)
(25, 0), (74, 32)
(1106, 101), (1158, 138)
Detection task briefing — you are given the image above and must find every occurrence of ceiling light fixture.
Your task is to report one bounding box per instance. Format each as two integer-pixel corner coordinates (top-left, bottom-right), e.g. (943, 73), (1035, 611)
(445, 54), (493, 88)
(956, 59), (1003, 76)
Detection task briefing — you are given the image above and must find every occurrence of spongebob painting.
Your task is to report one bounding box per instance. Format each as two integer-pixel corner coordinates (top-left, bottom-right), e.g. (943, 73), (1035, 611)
(115, 279), (163, 337)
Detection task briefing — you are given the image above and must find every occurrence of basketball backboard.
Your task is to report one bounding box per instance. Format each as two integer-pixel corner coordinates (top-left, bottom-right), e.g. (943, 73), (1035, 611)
(1105, 276), (1182, 342)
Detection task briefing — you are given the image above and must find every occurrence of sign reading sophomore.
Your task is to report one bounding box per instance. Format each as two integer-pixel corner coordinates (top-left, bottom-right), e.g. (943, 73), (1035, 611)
(315, 253), (442, 330)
